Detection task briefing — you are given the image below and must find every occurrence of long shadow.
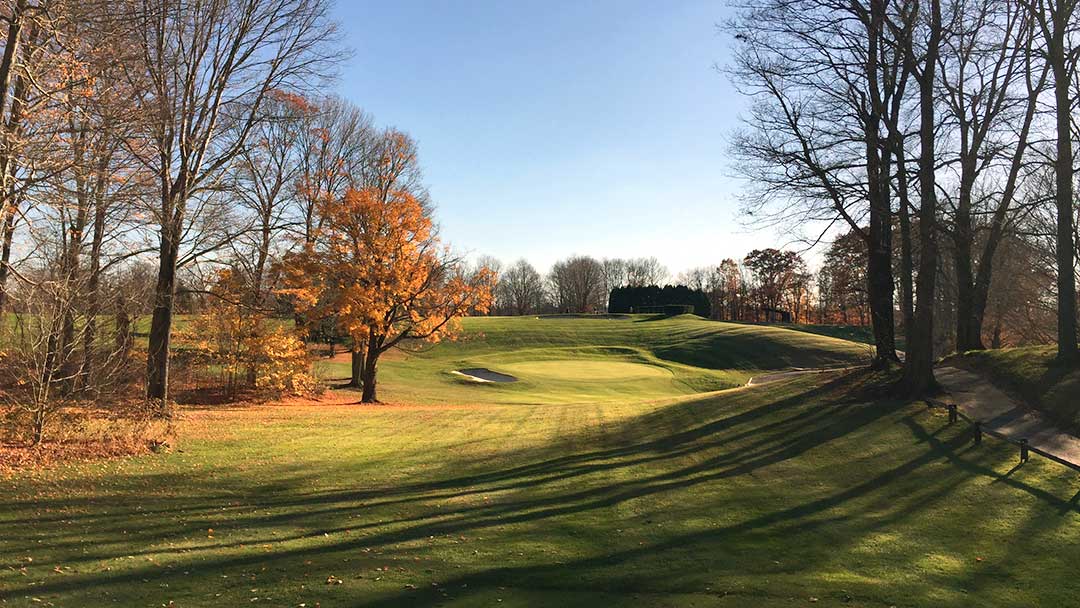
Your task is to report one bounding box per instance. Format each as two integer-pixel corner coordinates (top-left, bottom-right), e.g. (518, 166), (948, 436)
(0, 374), (955, 549)
(5, 370), (1080, 604)
(0, 374), (870, 566)
(0, 372), (858, 528)
(347, 431), (967, 606)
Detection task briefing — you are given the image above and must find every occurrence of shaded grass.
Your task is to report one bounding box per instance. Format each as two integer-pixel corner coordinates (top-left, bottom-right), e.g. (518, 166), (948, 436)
(3, 370), (1080, 606)
(762, 322), (907, 352)
(946, 345), (1080, 434)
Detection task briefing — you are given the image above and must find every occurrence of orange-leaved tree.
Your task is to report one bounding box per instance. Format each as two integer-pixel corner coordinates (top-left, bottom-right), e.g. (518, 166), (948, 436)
(283, 134), (492, 401)
(185, 268), (316, 399)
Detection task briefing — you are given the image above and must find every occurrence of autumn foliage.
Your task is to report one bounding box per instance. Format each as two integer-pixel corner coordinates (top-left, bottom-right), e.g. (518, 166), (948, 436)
(184, 270), (316, 399)
(283, 136), (493, 402)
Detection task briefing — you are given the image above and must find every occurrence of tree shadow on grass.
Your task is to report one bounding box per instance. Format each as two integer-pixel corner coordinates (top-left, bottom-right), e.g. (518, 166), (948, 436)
(0, 371), (870, 532)
(4, 370), (1080, 606)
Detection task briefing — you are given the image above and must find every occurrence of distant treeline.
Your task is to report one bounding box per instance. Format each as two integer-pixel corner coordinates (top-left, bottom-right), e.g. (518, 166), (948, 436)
(608, 285), (711, 318)
(479, 247), (867, 326)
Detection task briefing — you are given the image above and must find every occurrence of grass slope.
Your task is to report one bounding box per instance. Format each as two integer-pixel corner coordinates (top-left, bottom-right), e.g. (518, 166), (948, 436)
(765, 323), (907, 352)
(316, 315), (873, 404)
(947, 345), (1080, 433)
(4, 370), (1080, 606)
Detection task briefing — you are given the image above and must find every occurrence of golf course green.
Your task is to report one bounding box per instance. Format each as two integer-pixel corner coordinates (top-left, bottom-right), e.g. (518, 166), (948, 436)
(4, 315), (1080, 607)
(315, 314), (874, 404)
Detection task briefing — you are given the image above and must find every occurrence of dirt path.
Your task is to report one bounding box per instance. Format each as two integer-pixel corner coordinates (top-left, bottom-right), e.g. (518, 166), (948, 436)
(936, 366), (1080, 466)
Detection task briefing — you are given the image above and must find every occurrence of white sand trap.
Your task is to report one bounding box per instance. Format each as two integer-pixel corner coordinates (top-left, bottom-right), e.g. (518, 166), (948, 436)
(453, 368), (518, 383)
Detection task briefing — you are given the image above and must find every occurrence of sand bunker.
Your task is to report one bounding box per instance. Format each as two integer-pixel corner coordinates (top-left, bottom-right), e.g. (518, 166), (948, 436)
(453, 368), (518, 383)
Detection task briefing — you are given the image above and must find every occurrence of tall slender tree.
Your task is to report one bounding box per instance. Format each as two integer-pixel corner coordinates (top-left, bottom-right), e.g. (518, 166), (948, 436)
(1023, 0), (1080, 359)
(729, 0), (903, 366)
(900, 0), (944, 394)
(124, 0), (340, 409)
(938, 0), (1046, 352)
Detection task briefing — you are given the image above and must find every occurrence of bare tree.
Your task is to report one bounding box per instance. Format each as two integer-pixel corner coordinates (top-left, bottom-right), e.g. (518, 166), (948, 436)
(3, 227), (141, 446)
(231, 92), (308, 308)
(548, 255), (606, 313)
(293, 95), (374, 245)
(123, 0), (341, 408)
(497, 259), (544, 315)
(1022, 0), (1080, 359)
(900, 0), (944, 394)
(729, 0), (903, 366)
(600, 258), (629, 295)
(936, 0), (1047, 351)
(625, 256), (668, 286)
(0, 1), (61, 313)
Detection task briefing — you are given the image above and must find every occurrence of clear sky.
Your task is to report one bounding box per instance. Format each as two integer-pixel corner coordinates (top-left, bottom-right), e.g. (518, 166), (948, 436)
(333, 0), (782, 276)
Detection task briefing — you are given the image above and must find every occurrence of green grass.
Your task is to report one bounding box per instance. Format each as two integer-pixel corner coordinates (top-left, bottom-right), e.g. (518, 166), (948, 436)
(765, 323), (907, 352)
(4, 317), (1080, 606)
(314, 315), (874, 404)
(946, 345), (1080, 433)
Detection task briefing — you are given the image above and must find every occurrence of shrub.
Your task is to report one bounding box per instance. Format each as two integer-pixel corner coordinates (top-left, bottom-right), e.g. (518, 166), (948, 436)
(181, 270), (317, 399)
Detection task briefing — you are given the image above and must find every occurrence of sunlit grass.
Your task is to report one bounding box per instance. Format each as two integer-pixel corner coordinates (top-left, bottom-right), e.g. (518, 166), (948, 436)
(2, 319), (1077, 607)
(314, 314), (873, 404)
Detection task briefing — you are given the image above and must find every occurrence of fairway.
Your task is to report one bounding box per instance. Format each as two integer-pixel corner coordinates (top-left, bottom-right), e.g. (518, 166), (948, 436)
(500, 359), (671, 381)
(4, 317), (1080, 607)
(314, 315), (873, 405)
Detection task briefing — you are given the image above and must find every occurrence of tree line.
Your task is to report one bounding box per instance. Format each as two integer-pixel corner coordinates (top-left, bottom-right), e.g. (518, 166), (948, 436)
(480, 246), (862, 324)
(483, 226), (1057, 349)
(729, 0), (1080, 394)
(0, 0), (491, 444)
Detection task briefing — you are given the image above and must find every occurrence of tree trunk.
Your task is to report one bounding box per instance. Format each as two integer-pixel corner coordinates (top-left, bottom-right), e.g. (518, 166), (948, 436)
(347, 346), (363, 387)
(955, 266), (983, 352)
(0, 205), (15, 313)
(863, 0), (898, 368)
(901, 0), (942, 395)
(1051, 19), (1077, 359)
(867, 221), (898, 366)
(84, 246), (102, 385)
(146, 231), (180, 410)
(963, 39), (1045, 352)
(84, 145), (112, 385)
(954, 161), (983, 352)
(115, 295), (132, 356)
(890, 106), (916, 348)
(898, 193), (915, 343)
(0, 1), (26, 138)
(360, 336), (379, 403)
(0, 51), (28, 317)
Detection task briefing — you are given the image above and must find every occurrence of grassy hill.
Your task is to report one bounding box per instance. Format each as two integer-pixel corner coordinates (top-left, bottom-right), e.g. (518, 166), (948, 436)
(760, 322), (907, 351)
(315, 314), (874, 404)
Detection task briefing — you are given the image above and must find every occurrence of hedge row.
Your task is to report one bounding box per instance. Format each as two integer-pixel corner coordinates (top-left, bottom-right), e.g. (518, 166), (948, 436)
(608, 285), (711, 318)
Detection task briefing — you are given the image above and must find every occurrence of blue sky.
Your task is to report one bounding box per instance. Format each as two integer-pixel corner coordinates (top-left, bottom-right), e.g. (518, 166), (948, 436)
(333, 0), (779, 275)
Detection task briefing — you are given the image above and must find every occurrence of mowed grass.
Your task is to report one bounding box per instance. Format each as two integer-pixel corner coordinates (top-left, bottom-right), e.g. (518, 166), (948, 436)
(315, 315), (874, 404)
(764, 323), (906, 352)
(3, 317), (1080, 606)
(4, 371), (1080, 606)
